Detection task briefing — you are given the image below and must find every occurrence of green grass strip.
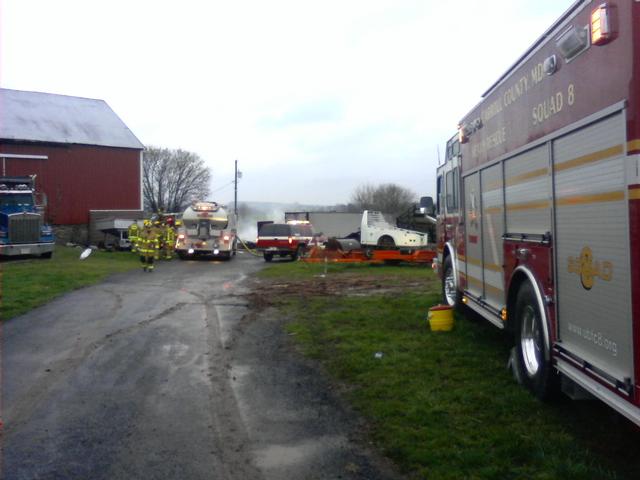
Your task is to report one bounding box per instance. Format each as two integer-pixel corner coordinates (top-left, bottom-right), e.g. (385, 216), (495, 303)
(266, 263), (640, 480)
(1, 246), (139, 320)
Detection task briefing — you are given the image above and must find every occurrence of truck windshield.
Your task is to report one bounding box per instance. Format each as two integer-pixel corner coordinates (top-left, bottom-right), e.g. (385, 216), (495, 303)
(292, 225), (313, 236)
(0, 193), (33, 207)
(259, 224), (290, 236)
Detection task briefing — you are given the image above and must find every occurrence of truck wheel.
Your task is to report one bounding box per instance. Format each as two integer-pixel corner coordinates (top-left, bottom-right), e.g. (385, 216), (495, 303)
(264, 253), (273, 262)
(41, 251), (53, 259)
(513, 281), (558, 400)
(441, 256), (460, 307)
(377, 236), (395, 248)
(291, 245), (305, 261)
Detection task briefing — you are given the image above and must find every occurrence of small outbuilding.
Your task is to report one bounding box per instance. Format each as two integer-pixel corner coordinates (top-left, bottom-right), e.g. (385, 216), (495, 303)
(0, 88), (145, 243)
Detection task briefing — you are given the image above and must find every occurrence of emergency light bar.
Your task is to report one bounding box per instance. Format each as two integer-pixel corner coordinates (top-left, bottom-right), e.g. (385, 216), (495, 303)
(556, 24), (589, 62)
(591, 3), (612, 46)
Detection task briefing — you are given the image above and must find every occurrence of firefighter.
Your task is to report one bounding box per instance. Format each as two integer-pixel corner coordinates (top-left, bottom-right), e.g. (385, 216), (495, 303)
(163, 217), (176, 260)
(128, 221), (140, 253)
(152, 218), (163, 260)
(139, 220), (160, 272)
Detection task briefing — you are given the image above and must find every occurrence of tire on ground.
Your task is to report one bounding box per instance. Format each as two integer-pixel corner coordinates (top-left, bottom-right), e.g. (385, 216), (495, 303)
(264, 253), (273, 262)
(441, 255), (461, 308)
(513, 281), (559, 400)
(291, 244), (305, 261)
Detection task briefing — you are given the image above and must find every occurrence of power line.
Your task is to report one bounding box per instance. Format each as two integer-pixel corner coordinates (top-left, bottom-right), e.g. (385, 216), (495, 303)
(210, 180), (235, 194)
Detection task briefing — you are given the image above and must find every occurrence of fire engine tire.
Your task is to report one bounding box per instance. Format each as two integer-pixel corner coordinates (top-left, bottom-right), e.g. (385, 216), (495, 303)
(40, 251), (53, 259)
(513, 281), (559, 400)
(441, 256), (461, 308)
(264, 253), (273, 262)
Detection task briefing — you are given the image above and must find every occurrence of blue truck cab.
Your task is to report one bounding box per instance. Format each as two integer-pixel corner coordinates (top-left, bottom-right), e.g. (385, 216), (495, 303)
(0, 176), (55, 258)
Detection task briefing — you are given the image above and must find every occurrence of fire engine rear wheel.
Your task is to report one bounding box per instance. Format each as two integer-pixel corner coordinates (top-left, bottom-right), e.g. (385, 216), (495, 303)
(441, 256), (461, 308)
(513, 281), (558, 400)
(264, 253), (273, 262)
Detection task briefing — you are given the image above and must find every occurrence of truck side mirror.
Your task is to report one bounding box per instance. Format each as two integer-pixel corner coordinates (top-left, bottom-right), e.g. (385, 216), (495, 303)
(417, 196), (435, 217)
(35, 192), (48, 208)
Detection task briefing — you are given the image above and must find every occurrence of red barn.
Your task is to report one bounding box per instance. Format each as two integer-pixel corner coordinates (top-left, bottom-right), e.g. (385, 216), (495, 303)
(0, 88), (144, 243)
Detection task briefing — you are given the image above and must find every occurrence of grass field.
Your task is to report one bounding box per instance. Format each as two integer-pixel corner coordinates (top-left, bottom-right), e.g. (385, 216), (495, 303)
(1, 246), (139, 320)
(258, 261), (640, 480)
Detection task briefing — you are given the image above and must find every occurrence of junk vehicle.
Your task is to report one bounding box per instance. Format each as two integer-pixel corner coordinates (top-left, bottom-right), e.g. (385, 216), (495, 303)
(0, 176), (54, 258)
(433, 1), (640, 425)
(94, 218), (137, 250)
(360, 210), (428, 249)
(256, 221), (314, 262)
(284, 211), (362, 239)
(175, 201), (237, 259)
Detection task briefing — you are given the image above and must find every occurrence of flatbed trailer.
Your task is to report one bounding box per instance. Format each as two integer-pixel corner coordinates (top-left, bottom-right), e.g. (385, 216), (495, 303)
(302, 246), (435, 264)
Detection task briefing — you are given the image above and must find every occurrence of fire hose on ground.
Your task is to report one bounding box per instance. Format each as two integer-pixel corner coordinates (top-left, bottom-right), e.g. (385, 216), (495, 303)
(236, 236), (262, 257)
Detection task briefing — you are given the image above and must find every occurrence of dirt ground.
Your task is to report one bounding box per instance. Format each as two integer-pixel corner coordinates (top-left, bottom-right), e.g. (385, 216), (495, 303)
(247, 270), (438, 310)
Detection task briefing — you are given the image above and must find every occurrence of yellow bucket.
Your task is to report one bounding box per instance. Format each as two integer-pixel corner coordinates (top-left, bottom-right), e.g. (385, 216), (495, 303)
(428, 305), (454, 331)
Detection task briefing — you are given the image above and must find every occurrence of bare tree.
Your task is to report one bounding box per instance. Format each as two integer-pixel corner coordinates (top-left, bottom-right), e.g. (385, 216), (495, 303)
(143, 147), (211, 213)
(351, 183), (416, 216)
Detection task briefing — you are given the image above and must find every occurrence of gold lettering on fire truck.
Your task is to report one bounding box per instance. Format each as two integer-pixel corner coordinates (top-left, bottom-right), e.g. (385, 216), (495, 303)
(532, 84), (575, 126)
(530, 62), (545, 86)
(567, 246), (613, 290)
(471, 126), (507, 157)
(481, 98), (503, 123)
(503, 76), (530, 107)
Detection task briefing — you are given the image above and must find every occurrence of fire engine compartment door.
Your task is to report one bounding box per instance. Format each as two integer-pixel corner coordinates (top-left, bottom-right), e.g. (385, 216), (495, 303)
(553, 112), (633, 383)
(481, 163), (505, 310)
(463, 172), (483, 298)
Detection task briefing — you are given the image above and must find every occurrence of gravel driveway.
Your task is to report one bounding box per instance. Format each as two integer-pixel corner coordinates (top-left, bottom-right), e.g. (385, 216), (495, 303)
(2, 253), (400, 480)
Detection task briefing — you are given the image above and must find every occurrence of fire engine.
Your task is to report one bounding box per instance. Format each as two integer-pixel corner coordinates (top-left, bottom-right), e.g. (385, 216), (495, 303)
(435, 1), (640, 425)
(175, 201), (237, 259)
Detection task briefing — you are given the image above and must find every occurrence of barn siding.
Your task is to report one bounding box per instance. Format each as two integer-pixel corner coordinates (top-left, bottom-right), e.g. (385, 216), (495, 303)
(0, 142), (141, 225)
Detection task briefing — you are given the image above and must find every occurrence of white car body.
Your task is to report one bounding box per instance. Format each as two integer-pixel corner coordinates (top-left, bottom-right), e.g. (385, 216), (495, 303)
(360, 210), (428, 248)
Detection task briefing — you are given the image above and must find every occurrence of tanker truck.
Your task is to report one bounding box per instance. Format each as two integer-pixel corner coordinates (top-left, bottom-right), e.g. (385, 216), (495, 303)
(0, 176), (54, 258)
(175, 201), (237, 260)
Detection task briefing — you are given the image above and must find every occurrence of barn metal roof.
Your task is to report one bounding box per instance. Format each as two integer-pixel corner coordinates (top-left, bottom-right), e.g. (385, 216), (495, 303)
(0, 88), (144, 149)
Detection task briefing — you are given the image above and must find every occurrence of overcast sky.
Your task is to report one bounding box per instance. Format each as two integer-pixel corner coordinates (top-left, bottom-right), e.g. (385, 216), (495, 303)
(0, 0), (574, 206)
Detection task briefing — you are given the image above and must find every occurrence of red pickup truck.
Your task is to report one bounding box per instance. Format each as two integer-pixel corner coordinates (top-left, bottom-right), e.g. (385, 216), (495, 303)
(256, 222), (314, 262)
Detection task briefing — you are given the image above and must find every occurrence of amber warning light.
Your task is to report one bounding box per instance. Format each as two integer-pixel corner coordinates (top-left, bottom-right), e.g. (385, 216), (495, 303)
(591, 4), (612, 46)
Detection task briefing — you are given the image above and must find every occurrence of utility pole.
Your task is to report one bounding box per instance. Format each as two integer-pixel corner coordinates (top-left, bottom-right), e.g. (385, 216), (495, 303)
(234, 159), (238, 218)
